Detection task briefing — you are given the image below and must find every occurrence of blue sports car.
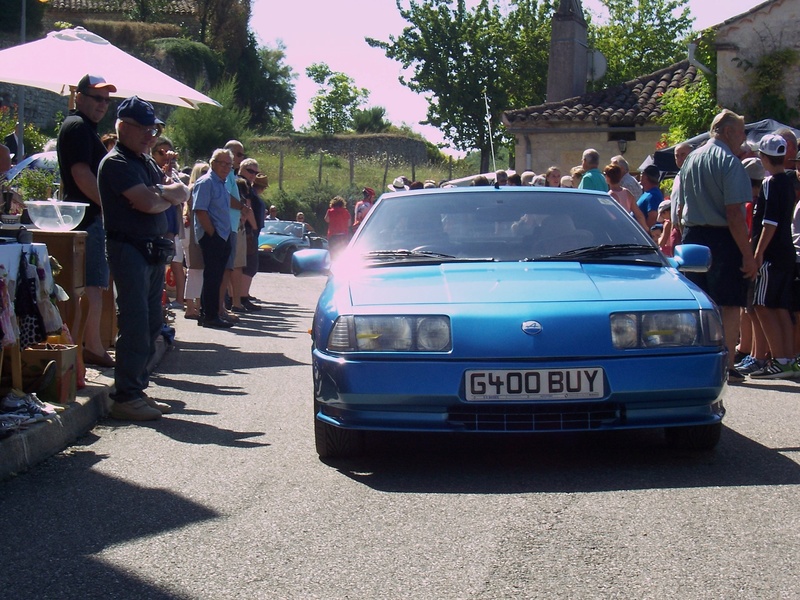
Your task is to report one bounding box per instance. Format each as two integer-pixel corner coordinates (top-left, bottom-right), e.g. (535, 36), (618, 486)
(293, 186), (727, 458)
(258, 220), (327, 273)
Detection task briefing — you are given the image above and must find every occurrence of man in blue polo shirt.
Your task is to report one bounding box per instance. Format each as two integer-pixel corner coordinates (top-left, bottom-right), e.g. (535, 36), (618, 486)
(637, 165), (664, 228)
(193, 148), (234, 329)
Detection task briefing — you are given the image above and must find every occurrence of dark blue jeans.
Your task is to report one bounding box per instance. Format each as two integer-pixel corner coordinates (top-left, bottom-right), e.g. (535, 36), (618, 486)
(106, 239), (165, 402)
(198, 232), (231, 320)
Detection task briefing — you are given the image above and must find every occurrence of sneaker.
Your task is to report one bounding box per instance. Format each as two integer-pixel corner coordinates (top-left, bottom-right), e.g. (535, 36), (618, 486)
(142, 394), (173, 415)
(790, 359), (800, 379)
(727, 369), (745, 384)
(167, 300), (184, 310)
(735, 354), (755, 369)
(734, 349), (749, 365)
(749, 360), (795, 380)
(110, 398), (162, 421)
(736, 357), (765, 376)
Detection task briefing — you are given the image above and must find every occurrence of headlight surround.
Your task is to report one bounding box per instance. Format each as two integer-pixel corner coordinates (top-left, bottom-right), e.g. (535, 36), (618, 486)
(611, 310), (723, 349)
(326, 315), (452, 352)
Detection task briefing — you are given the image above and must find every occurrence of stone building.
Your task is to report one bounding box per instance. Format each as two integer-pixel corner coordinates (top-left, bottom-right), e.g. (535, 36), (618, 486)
(714, 0), (800, 117)
(502, 0), (799, 176)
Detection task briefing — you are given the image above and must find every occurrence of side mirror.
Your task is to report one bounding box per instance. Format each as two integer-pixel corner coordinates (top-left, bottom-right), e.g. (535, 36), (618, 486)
(293, 248), (331, 277)
(670, 243), (711, 273)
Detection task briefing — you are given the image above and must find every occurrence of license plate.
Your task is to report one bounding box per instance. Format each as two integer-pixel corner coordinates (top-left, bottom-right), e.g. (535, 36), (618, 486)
(465, 368), (604, 401)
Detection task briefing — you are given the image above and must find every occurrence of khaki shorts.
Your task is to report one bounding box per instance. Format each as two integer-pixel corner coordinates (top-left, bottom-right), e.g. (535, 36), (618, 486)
(234, 227), (247, 268)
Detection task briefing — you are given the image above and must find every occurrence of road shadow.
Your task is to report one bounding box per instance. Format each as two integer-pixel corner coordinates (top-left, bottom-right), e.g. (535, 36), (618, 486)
(328, 426), (800, 494)
(0, 448), (217, 599)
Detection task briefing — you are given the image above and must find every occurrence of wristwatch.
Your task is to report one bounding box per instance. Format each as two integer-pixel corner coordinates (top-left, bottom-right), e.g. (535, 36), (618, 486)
(156, 184), (165, 197)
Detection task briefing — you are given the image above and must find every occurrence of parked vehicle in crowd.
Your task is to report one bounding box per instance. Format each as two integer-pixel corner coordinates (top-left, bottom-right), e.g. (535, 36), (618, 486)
(258, 220), (327, 273)
(294, 186), (726, 459)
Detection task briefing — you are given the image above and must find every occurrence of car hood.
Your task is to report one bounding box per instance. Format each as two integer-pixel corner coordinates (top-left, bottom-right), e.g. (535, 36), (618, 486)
(346, 262), (700, 306)
(259, 233), (297, 246)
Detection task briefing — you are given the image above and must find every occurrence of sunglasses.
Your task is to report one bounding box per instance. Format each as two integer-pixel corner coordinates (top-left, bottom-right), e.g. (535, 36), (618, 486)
(83, 93), (111, 105)
(121, 120), (159, 137)
(244, 168), (258, 175)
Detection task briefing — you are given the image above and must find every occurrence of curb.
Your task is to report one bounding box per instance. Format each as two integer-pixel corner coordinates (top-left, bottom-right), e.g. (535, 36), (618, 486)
(0, 335), (169, 481)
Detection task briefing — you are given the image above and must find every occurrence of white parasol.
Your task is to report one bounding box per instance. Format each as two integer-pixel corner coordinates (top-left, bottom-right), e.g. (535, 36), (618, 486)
(0, 27), (220, 109)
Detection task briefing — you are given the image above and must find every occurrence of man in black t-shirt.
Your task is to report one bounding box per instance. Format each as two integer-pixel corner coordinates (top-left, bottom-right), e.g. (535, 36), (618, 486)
(748, 134), (798, 379)
(57, 74), (117, 368)
(99, 96), (189, 421)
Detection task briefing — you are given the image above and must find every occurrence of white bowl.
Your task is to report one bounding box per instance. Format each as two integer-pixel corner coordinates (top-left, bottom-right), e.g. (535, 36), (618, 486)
(25, 200), (86, 231)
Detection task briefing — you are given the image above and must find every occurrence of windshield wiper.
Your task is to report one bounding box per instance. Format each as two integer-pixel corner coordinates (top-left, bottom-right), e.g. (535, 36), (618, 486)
(364, 250), (494, 262)
(553, 244), (658, 259)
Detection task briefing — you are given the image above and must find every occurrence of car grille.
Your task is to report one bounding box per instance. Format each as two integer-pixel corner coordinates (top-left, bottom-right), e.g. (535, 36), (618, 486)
(448, 403), (621, 432)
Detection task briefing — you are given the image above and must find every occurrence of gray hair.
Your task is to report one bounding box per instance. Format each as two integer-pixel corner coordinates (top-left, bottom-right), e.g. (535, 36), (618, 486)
(582, 149), (600, 167)
(239, 157), (259, 173)
(610, 155), (629, 173)
(710, 109), (744, 138)
(210, 148), (233, 163)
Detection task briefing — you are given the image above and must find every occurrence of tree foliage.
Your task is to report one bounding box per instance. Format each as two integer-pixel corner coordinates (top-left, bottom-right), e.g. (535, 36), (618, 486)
(367, 0), (554, 169)
(305, 63), (369, 136)
(657, 76), (719, 145)
(0, 0), (47, 36)
(166, 78), (253, 162)
(588, 0), (694, 88)
(353, 107), (392, 133)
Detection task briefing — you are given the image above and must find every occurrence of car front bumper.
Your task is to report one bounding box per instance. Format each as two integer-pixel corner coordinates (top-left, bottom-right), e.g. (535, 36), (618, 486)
(312, 349), (727, 433)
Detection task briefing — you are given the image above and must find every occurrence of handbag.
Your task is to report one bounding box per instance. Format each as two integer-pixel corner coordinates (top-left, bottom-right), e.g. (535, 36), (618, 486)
(15, 251), (46, 349)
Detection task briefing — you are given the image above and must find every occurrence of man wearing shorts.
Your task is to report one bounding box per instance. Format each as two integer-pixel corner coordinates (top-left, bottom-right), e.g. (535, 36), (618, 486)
(57, 74), (117, 368)
(747, 134), (798, 378)
(678, 109), (757, 382)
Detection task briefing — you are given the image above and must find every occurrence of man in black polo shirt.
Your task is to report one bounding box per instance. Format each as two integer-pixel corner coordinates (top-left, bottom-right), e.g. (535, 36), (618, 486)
(99, 96), (189, 421)
(57, 74), (117, 368)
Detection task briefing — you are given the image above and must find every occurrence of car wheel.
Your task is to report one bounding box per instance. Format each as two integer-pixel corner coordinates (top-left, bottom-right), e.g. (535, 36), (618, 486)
(314, 401), (364, 459)
(281, 247), (296, 273)
(664, 422), (722, 450)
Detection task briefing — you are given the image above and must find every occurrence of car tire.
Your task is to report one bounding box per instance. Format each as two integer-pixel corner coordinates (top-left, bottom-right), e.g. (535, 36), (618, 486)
(314, 402), (364, 459)
(664, 422), (722, 450)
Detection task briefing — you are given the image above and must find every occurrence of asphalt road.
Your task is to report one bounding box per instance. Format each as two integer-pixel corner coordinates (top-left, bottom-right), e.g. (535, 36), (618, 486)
(1, 273), (798, 599)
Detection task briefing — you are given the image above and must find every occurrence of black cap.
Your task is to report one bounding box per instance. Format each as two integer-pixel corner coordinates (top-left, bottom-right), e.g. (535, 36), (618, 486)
(117, 96), (164, 126)
(76, 74), (116, 94)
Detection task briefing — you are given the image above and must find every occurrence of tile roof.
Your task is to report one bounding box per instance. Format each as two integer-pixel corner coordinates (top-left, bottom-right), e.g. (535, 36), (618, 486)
(503, 60), (699, 127)
(48, 0), (195, 15)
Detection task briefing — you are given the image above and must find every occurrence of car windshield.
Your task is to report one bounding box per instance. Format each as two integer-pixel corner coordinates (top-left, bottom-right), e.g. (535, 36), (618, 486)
(349, 188), (661, 263)
(262, 221), (304, 238)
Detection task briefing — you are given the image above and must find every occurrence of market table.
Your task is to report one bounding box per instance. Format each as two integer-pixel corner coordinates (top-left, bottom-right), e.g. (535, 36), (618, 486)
(0, 242), (54, 390)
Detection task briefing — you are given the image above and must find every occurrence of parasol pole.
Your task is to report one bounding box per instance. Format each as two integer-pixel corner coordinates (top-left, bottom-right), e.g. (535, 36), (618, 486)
(15, 0), (26, 162)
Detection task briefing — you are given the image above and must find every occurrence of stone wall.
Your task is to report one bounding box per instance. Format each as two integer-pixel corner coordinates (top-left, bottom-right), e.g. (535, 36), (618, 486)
(252, 134), (431, 166)
(715, 0), (800, 121)
(512, 122), (665, 176)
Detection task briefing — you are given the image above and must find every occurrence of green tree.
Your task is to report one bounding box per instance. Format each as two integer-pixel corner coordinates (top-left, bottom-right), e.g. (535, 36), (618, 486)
(166, 78), (253, 162)
(0, 0), (47, 36)
(588, 0), (694, 88)
(657, 76), (719, 145)
(353, 106), (392, 133)
(123, 0), (173, 22)
(305, 63), (369, 135)
(252, 42), (297, 131)
(367, 0), (554, 170)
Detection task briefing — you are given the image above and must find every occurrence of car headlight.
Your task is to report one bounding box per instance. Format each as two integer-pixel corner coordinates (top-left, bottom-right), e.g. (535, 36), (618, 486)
(610, 310), (723, 349)
(259, 244), (274, 253)
(326, 315), (452, 352)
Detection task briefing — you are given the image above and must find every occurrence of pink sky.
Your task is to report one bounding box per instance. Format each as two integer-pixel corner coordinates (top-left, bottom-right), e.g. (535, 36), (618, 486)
(250, 0), (764, 152)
